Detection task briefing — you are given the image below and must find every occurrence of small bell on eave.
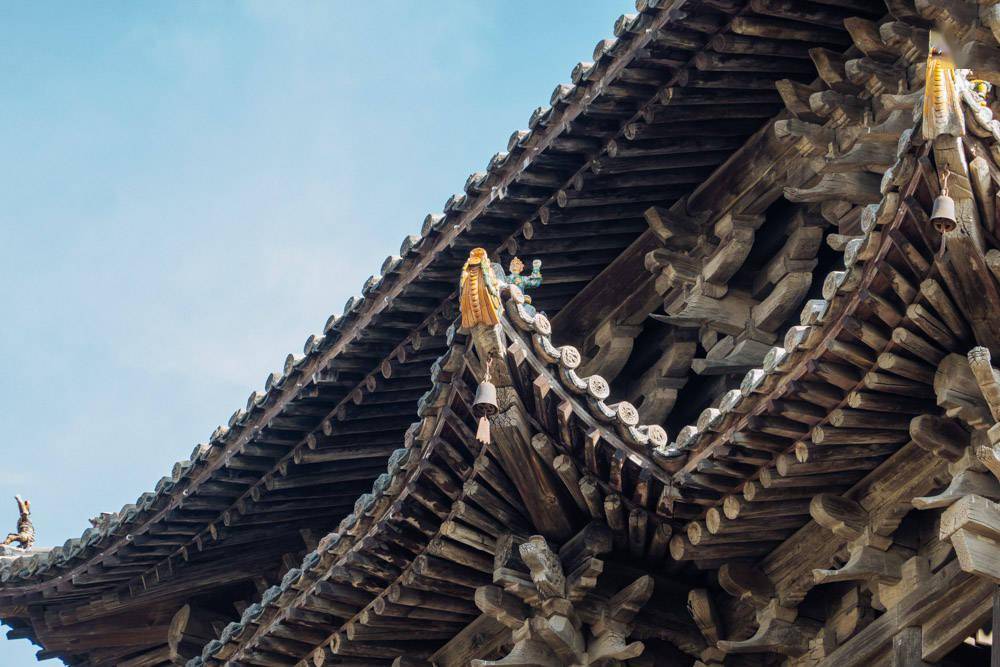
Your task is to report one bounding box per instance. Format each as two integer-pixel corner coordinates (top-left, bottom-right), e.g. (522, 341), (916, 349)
(473, 379), (499, 444)
(931, 165), (957, 234)
(930, 193), (957, 233)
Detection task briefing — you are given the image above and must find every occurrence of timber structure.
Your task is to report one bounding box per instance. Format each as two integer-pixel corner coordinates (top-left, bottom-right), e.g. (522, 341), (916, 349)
(8, 0), (1000, 664)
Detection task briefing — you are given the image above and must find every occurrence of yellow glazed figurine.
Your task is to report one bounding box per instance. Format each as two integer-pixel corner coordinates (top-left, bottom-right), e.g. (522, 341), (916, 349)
(460, 248), (502, 329)
(922, 37), (965, 140)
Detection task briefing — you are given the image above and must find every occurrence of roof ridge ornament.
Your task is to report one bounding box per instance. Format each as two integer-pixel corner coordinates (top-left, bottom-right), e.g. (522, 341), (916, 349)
(922, 31), (966, 141)
(507, 256), (543, 304)
(3, 495), (34, 551)
(460, 248), (503, 330)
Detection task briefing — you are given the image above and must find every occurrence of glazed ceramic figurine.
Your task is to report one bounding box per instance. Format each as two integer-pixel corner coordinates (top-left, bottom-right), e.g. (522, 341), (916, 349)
(503, 256), (543, 316)
(971, 79), (993, 106)
(506, 256), (543, 297)
(460, 248), (503, 329)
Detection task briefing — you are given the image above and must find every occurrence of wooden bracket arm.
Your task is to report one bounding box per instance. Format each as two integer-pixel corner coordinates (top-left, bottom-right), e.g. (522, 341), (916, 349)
(716, 603), (819, 658)
(812, 545), (904, 586)
(912, 468), (1000, 509)
(578, 321), (642, 382)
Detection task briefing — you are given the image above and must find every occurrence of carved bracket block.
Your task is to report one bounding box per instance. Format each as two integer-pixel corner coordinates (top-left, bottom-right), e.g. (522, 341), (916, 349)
(474, 524), (653, 666)
(940, 493), (1000, 584)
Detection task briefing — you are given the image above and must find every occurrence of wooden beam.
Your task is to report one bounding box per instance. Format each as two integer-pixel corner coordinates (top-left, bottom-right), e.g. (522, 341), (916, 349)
(994, 587), (1000, 667)
(550, 230), (661, 349)
(428, 614), (507, 666)
(817, 559), (992, 665)
(892, 627), (933, 667)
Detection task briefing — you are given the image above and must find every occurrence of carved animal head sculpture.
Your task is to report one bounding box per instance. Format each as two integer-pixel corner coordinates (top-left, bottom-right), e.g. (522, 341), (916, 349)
(15, 495), (29, 520)
(4, 495), (35, 550)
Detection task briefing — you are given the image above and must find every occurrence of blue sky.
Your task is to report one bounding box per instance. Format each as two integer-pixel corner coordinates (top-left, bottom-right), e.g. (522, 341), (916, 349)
(0, 2), (633, 663)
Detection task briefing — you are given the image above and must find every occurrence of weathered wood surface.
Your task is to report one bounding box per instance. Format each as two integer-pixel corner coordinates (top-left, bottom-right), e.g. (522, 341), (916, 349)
(817, 560), (993, 665)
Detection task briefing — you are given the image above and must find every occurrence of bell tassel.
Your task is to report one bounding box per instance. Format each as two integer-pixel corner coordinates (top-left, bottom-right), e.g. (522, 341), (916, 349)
(476, 416), (491, 444)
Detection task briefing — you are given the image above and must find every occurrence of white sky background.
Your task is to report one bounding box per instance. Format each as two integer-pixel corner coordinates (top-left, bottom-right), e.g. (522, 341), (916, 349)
(0, 2), (634, 664)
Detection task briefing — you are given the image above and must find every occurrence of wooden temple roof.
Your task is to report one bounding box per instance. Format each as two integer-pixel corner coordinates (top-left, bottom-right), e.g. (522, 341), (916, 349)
(175, 137), (944, 663)
(0, 0), (853, 607)
(10, 0), (1000, 664)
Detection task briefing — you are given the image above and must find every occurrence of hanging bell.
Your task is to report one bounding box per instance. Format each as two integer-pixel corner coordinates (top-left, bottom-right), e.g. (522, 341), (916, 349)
(473, 380), (499, 444)
(930, 193), (956, 233)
